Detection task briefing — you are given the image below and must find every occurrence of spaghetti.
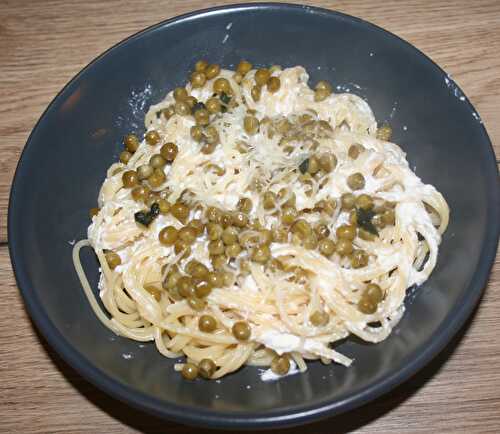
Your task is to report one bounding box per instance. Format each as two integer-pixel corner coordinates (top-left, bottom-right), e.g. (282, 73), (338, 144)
(73, 63), (449, 380)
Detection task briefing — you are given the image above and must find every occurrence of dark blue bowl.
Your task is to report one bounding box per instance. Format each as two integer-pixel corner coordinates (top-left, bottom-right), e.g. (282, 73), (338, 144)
(8, 3), (499, 429)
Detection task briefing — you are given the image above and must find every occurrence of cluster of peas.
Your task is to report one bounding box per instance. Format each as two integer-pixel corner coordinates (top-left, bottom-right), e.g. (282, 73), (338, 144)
(157, 59), (287, 155)
(103, 185), (394, 380)
(97, 60), (396, 379)
(155, 59), (338, 152)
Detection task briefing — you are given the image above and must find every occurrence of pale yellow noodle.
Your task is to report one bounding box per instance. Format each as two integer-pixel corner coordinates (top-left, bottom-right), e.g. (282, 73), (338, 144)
(73, 65), (449, 380)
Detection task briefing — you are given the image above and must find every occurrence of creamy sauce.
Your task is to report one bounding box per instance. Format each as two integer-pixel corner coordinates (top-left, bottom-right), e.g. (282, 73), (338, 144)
(84, 65), (449, 380)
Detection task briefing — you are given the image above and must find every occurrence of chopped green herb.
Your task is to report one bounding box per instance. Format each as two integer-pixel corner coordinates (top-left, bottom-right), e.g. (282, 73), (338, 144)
(299, 158), (309, 174)
(134, 202), (160, 227)
(150, 202), (160, 217)
(356, 207), (378, 236)
(134, 211), (151, 226)
(220, 92), (231, 104)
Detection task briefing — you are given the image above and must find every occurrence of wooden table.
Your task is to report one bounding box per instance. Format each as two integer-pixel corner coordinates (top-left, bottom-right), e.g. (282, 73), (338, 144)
(1, 1), (499, 432)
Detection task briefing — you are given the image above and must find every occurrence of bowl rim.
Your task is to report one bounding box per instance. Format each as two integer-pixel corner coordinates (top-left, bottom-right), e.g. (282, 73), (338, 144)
(8, 2), (500, 429)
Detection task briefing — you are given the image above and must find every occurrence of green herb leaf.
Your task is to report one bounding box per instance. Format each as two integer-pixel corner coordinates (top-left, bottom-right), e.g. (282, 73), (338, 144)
(356, 207), (378, 236)
(299, 158), (309, 174)
(220, 92), (231, 104)
(134, 211), (151, 226)
(134, 203), (160, 227)
(150, 202), (160, 217)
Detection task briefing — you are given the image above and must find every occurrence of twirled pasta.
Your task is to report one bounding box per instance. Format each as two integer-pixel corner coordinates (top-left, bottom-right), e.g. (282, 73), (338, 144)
(74, 64), (449, 380)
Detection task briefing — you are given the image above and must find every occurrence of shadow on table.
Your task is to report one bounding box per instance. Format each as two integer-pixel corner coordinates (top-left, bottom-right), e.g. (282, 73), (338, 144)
(34, 307), (477, 434)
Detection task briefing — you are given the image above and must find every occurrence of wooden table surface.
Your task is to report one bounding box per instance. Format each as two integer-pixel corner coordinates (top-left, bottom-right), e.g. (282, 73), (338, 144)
(1, 1), (499, 432)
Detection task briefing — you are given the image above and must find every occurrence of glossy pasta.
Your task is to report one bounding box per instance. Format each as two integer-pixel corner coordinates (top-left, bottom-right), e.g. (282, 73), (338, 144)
(73, 64), (449, 380)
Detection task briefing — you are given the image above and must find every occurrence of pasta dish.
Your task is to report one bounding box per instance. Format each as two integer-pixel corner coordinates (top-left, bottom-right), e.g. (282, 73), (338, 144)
(73, 60), (449, 381)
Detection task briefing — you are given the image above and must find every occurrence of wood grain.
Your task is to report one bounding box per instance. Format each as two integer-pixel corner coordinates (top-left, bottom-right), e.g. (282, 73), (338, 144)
(0, 1), (499, 433)
(1, 0), (500, 243)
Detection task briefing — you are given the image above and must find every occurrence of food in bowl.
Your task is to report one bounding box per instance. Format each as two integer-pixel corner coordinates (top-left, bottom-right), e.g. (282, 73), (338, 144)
(73, 60), (449, 381)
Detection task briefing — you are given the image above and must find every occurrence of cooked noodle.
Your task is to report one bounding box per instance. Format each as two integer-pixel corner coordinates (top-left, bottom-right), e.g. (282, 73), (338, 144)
(73, 65), (449, 379)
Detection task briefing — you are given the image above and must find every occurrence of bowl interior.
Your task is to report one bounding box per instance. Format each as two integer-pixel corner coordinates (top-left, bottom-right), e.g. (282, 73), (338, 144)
(9, 3), (499, 429)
